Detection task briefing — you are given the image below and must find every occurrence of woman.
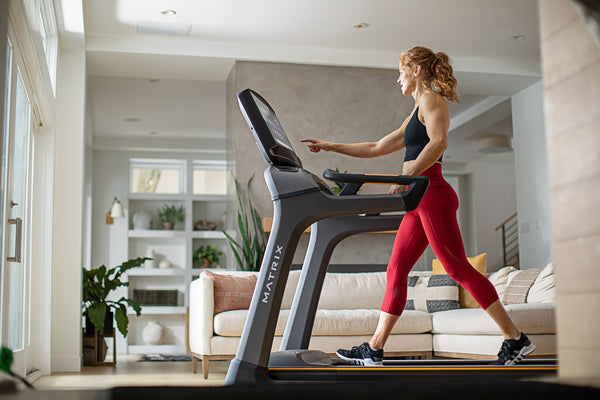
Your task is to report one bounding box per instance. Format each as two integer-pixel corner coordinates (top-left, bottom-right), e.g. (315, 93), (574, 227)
(301, 46), (534, 366)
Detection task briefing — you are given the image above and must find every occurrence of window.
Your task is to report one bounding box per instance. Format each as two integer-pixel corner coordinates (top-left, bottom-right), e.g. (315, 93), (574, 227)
(193, 160), (226, 195)
(37, 0), (58, 94)
(130, 159), (186, 194)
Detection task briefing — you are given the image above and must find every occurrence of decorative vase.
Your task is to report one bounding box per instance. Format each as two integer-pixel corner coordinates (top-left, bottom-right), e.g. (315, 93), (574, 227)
(142, 321), (163, 345)
(133, 211), (152, 230)
(201, 258), (211, 268)
(163, 221), (175, 230)
(144, 249), (155, 268)
(158, 259), (172, 269)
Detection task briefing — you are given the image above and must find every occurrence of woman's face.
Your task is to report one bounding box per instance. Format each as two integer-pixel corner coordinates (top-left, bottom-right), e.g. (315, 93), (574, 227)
(397, 63), (415, 96)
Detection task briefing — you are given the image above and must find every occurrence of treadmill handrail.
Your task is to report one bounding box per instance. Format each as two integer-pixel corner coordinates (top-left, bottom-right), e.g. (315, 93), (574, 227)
(323, 168), (427, 186)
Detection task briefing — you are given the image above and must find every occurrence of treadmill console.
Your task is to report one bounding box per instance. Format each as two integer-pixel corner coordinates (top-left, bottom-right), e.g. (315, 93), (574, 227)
(237, 89), (303, 169)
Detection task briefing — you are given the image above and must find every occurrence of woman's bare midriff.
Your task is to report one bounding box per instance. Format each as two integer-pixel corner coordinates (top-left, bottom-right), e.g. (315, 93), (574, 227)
(401, 160), (442, 176)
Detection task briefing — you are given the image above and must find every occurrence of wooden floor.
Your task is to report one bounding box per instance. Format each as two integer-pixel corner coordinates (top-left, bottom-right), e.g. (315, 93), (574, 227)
(33, 354), (227, 390)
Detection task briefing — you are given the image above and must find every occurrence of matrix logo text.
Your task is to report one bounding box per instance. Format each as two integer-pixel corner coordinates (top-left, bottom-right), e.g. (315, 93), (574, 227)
(262, 244), (284, 304)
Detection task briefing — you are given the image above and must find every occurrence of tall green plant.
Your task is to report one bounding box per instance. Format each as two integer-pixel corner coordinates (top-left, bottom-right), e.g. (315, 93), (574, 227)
(82, 257), (149, 337)
(223, 175), (266, 271)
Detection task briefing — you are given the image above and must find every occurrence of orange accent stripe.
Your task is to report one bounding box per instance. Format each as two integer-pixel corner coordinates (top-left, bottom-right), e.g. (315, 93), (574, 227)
(270, 366), (557, 372)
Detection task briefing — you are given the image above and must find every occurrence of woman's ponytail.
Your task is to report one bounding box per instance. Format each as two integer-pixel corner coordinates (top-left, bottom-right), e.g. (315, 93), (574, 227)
(399, 47), (459, 103)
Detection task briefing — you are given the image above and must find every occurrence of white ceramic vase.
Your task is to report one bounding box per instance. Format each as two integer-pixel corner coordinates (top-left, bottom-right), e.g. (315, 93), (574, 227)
(158, 259), (172, 269)
(144, 249), (155, 268)
(133, 211), (152, 230)
(142, 321), (163, 345)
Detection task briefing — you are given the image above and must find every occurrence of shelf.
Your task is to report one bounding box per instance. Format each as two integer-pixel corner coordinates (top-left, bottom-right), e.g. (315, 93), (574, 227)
(192, 194), (227, 201)
(128, 229), (186, 238)
(128, 344), (187, 354)
(129, 193), (186, 201)
(129, 306), (187, 315)
(191, 230), (226, 239)
(128, 268), (186, 276)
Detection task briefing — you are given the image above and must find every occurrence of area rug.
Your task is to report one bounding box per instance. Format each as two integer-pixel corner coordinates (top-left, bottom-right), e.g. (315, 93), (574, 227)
(138, 354), (192, 362)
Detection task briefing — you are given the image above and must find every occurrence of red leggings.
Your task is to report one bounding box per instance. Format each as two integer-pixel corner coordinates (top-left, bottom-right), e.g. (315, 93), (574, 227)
(381, 163), (499, 315)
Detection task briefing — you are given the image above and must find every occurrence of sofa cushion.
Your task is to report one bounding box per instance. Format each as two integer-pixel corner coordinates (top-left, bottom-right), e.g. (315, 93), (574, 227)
(432, 252), (487, 308)
(213, 308), (432, 337)
(204, 270), (258, 314)
(317, 272), (386, 310)
(527, 262), (557, 303)
(406, 274), (460, 313)
(431, 303), (556, 335)
(433, 334), (556, 356)
(501, 268), (541, 304)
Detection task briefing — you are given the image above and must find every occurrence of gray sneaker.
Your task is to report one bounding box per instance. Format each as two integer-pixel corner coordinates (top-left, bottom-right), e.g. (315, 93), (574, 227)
(336, 342), (383, 366)
(490, 333), (536, 365)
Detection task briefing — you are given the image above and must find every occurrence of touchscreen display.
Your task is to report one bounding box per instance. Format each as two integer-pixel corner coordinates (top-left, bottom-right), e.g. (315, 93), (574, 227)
(252, 92), (294, 151)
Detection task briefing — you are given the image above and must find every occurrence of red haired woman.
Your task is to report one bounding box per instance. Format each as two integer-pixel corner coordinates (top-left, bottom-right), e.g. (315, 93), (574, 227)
(302, 46), (534, 366)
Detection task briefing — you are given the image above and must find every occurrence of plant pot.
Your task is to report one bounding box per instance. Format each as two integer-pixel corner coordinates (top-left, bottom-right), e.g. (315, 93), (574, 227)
(85, 310), (114, 335)
(201, 258), (211, 268)
(163, 221), (175, 230)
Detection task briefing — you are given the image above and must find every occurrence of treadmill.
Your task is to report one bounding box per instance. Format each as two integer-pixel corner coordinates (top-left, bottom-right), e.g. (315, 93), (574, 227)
(225, 89), (557, 385)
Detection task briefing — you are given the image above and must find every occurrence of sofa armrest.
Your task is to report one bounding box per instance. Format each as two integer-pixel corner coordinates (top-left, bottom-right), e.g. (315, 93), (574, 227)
(189, 272), (215, 355)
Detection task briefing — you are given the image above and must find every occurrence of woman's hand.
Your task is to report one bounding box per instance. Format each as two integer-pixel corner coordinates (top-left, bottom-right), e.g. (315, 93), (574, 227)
(388, 184), (409, 194)
(301, 138), (330, 153)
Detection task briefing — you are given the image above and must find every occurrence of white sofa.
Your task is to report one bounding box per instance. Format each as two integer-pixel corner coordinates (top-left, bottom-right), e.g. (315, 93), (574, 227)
(189, 263), (556, 378)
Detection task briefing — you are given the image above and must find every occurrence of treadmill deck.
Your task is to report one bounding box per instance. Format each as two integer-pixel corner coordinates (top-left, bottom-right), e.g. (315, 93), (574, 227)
(269, 359), (557, 380)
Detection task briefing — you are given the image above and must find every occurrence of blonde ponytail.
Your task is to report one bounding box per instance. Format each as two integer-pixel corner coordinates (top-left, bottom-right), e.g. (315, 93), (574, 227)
(399, 47), (459, 103)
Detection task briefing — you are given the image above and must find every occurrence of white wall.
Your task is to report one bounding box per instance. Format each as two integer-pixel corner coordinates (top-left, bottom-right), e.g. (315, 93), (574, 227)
(511, 81), (553, 268)
(464, 155), (518, 271)
(51, 48), (86, 372)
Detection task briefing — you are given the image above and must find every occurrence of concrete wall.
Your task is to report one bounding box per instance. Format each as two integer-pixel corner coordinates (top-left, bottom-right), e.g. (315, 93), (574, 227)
(226, 61), (518, 270)
(539, 0), (600, 384)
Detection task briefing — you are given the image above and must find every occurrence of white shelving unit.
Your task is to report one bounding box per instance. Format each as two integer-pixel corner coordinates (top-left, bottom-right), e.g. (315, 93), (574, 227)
(123, 159), (229, 354)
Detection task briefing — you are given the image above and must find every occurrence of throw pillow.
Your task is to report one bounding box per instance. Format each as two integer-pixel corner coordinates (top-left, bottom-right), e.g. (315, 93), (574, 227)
(432, 252), (487, 308)
(527, 262), (557, 303)
(405, 274), (459, 313)
(488, 266), (519, 298)
(501, 268), (542, 305)
(205, 271), (258, 314)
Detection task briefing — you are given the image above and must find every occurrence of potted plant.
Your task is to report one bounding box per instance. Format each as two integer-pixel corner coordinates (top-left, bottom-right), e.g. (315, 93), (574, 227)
(82, 257), (149, 338)
(223, 175), (266, 271)
(157, 204), (185, 230)
(193, 245), (223, 268)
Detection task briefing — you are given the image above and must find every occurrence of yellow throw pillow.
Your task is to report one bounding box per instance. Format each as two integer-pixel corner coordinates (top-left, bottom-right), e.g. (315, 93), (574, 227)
(432, 252), (487, 308)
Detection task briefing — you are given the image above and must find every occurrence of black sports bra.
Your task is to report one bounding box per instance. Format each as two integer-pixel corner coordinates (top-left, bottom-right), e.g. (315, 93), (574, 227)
(404, 107), (443, 163)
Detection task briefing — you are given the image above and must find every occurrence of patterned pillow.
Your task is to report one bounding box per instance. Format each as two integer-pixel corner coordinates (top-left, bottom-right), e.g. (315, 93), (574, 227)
(405, 274), (460, 313)
(501, 268), (541, 304)
(205, 271), (258, 314)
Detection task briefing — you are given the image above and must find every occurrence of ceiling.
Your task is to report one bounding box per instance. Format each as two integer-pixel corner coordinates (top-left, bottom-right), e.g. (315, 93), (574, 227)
(73, 0), (542, 164)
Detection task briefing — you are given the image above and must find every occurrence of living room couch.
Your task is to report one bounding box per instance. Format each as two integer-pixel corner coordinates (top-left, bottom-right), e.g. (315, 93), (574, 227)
(189, 262), (556, 378)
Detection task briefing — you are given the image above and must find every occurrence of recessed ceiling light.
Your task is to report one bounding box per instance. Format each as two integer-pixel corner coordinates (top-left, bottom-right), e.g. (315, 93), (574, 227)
(161, 9), (176, 16)
(124, 117), (140, 122)
(510, 34), (525, 40)
(353, 22), (370, 29)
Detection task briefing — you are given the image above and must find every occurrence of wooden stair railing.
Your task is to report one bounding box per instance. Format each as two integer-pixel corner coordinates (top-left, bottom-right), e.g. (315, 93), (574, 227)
(495, 212), (519, 268)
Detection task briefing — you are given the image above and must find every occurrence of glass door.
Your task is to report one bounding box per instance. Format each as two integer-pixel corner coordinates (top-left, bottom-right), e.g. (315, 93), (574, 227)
(1, 38), (33, 378)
